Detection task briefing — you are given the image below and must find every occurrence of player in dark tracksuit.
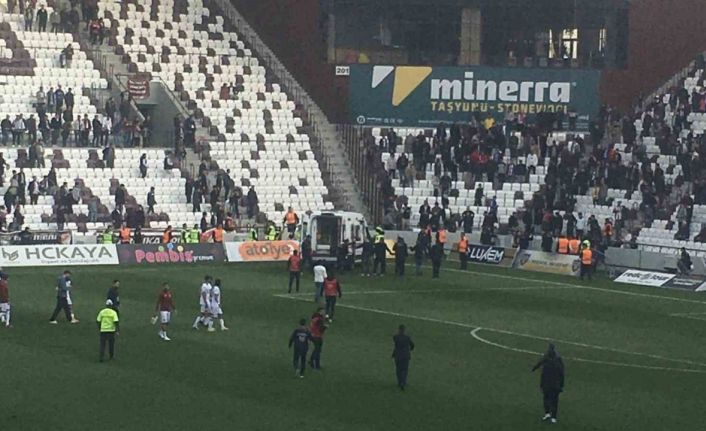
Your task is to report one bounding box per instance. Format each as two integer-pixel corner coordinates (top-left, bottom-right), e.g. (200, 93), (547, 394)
(392, 324), (415, 390)
(531, 343), (565, 424)
(288, 318), (312, 378)
(308, 307), (327, 370)
(373, 237), (393, 276)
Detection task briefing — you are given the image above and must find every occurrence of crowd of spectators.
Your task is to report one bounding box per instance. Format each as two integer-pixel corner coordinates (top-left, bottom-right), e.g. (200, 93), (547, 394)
(364, 70), (706, 255)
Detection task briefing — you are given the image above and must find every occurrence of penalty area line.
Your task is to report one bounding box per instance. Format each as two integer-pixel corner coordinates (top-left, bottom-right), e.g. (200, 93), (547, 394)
(275, 294), (706, 373)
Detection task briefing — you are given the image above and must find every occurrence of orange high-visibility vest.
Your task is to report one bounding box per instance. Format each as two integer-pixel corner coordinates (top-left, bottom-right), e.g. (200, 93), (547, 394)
(213, 227), (224, 243)
(568, 239), (580, 254)
(557, 237), (569, 254)
(458, 238), (468, 253)
(120, 227), (131, 243)
(581, 249), (593, 265)
(162, 230), (171, 243)
(285, 211), (297, 224)
(438, 229), (447, 244)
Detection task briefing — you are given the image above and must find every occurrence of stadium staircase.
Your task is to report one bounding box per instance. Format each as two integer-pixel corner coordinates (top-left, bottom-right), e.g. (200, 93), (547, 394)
(208, 0), (368, 218)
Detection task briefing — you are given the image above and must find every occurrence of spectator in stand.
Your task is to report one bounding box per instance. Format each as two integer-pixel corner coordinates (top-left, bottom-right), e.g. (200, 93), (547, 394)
(139, 153), (148, 179)
(115, 184), (126, 212)
(49, 8), (60, 33)
(24, 2), (34, 30)
(146, 187), (156, 214)
(103, 144), (115, 168)
(65, 88), (74, 112)
(11, 115), (25, 146)
(1, 116), (11, 145)
(54, 86), (65, 113)
(28, 176), (40, 205)
(183, 115), (196, 147)
(36, 4), (48, 32)
(246, 186), (258, 218)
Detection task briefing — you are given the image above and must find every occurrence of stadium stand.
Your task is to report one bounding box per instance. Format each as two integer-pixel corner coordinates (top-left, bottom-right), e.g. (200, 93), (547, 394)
(369, 54), (706, 258)
(97, 0), (334, 222)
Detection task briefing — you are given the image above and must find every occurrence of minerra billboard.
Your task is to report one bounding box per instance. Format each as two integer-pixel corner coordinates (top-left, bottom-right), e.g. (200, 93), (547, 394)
(349, 65), (601, 130)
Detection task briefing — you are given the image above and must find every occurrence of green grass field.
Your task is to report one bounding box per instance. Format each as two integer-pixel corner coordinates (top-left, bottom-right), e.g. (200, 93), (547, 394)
(1, 261), (705, 431)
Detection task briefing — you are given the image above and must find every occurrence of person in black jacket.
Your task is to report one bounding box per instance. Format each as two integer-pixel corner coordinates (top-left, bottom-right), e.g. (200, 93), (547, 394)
(531, 343), (565, 424)
(106, 280), (120, 315)
(393, 237), (408, 276)
(429, 239), (444, 278)
(392, 324), (415, 390)
(361, 238), (373, 276)
(373, 237), (393, 276)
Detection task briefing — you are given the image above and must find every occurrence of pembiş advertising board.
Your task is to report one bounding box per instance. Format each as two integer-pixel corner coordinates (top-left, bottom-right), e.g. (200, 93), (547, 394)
(225, 240), (299, 262)
(117, 243), (226, 265)
(467, 244), (506, 265)
(349, 64), (600, 130)
(512, 249), (581, 276)
(614, 269), (676, 287)
(0, 244), (118, 267)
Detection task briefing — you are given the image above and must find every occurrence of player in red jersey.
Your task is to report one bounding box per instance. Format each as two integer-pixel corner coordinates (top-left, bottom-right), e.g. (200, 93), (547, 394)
(0, 272), (10, 328)
(152, 283), (175, 341)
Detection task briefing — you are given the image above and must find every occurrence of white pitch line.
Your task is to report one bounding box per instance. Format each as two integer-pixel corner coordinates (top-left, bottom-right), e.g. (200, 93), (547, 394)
(423, 265), (706, 305)
(275, 294), (706, 373)
(470, 328), (706, 374)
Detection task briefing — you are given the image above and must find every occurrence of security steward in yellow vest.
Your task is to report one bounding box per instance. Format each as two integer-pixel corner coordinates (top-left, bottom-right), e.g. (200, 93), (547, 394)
(457, 233), (469, 270)
(579, 245), (593, 281)
(97, 299), (119, 362)
(101, 228), (114, 244)
(266, 224), (278, 241)
(180, 224), (189, 243)
(556, 237), (569, 254)
(189, 225), (200, 243)
(249, 226), (258, 241)
(374, 226), (385, 243)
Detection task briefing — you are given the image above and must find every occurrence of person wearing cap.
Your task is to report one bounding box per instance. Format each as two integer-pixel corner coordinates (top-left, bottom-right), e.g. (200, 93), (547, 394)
(531, 343), (565, 424)
(96, 299), (120, 362)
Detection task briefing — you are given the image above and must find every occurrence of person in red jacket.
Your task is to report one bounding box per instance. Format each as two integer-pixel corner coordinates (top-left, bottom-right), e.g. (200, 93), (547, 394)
(323, 274), (342, 323)
(287, 250), (302, 293)
(308, 307), (327, 370)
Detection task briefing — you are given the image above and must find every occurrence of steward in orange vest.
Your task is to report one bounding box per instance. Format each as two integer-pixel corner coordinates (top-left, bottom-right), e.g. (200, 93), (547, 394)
(119, 225), (131, 244)
(212, 225), (224, 243)
(309, 308), (326, 370)
(557, 237), (569, 254)
(568, 238), (580, 255)
(579, 247), (593, 281)
(162, 225), (173, 244)
(458, 233), (469, 270)
(287, 250), (302, 293)
(283, 207), (299, 238)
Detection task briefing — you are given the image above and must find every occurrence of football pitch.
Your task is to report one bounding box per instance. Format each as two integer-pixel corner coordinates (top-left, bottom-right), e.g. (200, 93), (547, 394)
(1, 262), (704, 431)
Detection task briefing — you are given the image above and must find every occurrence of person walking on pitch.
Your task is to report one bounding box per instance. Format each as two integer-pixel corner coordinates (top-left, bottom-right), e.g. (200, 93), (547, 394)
(531, 343), (565, 424)
(96, 299), (119, 362)
(308, 307), (327, 370)
(0, 272), (11, 328)
(50, 270), (79, 324)
(207, 279), (228, 332)
(192, 275), (213, 329)
(392, 324), (415, 390)
(106, 280), (120, 315)
(287, 249), (302, 293)
(153, 283), (174, 341)
(323, 274), (342, 323)
(288, 318), (312, 378)
(313, 262), (327, 303)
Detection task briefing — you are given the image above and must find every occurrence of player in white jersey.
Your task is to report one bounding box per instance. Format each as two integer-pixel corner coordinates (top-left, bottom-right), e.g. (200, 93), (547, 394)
(192, 275), (213, 330)
(207, 278), (228, 332)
